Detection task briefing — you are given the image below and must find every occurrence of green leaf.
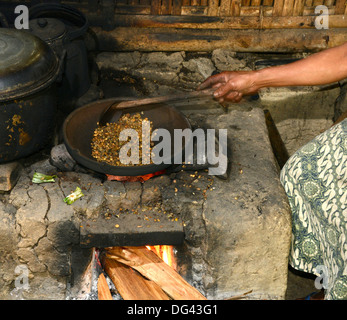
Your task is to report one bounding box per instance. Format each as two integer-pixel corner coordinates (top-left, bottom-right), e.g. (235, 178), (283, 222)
(64, 187), (84, 205)
(32, 172), (57, 184)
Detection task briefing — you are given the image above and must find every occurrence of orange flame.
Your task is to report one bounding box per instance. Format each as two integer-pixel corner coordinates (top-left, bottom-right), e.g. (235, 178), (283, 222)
(106, 170), (166, 182)
(146, 245), (177, 270)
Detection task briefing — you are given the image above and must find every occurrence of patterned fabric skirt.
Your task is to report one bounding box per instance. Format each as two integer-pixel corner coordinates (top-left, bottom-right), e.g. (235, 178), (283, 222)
(280, 119), (347, 300)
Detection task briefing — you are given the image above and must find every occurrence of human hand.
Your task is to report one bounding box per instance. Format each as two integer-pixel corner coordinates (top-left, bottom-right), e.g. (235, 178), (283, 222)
(197, 71), (260, 103)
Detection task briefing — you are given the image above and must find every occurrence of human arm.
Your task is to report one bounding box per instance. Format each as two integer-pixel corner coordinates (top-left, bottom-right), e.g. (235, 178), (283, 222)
(198, 42), (347, 103)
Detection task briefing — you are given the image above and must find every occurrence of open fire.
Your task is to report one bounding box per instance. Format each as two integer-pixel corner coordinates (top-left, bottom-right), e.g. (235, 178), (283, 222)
(146, 245), (177, 271)
(105, 169), (166, 182)
(98, 246), (206, 300)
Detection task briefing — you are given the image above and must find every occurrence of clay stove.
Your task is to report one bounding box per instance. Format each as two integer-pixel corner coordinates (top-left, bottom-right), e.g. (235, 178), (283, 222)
(0, 97), (292, 300)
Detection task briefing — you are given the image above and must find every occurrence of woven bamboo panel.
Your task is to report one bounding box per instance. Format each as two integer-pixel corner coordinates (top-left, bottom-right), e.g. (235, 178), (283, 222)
(58, 0), (347, 52)
(108, 0), (347, 16)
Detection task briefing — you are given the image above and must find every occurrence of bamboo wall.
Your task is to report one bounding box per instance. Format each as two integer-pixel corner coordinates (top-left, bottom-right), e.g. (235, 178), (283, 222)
(2, 0), (346, 51)
(59, 0), (347, 51)
(103, 0), (347, 18)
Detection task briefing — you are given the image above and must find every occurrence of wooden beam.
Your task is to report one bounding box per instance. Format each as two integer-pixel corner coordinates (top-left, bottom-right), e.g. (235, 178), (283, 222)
(92, 26), (347, 52)
(106, 14), (347, 29)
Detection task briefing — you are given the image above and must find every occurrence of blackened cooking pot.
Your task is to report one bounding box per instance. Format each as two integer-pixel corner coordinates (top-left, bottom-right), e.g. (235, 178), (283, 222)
(0, 28), (60, 163)
(28, 3), (91, 111)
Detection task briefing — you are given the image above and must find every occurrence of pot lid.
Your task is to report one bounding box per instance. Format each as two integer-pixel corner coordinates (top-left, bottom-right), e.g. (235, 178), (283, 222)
(29, 18), (67, 43)
(0, 28), (60, 102)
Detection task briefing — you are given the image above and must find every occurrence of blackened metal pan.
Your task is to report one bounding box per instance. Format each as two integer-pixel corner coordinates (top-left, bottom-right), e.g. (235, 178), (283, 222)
(63, 98), (192, 176)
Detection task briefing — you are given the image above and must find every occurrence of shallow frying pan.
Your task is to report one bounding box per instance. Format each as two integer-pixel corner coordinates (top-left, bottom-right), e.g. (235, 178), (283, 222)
(63, 98), (192, 176)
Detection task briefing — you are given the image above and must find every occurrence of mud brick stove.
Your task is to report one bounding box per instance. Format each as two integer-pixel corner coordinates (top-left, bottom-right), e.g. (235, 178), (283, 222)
(0, 97), (292, 300)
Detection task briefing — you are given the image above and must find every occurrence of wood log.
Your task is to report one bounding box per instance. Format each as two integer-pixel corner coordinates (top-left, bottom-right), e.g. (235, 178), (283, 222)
(105, 246), (207, 300)
(97, 273), (113, 300)
(102, 256), (170, 300)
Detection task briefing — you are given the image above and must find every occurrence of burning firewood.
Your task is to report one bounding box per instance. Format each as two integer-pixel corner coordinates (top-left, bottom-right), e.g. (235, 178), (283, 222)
(101, 256), (170, 300)
(104, 246), (207, 300)
(97, 273), (113, 300)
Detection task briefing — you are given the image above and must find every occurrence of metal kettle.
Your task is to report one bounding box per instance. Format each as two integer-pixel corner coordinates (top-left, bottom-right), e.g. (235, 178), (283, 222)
(28, 3), (91, 113)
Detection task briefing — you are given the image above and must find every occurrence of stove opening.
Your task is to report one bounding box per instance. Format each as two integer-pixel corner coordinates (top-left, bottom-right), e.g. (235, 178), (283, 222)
(94, 245), (205, 300)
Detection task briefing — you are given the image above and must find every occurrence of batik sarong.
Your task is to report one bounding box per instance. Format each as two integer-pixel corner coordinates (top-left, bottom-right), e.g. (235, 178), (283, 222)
(280, 119), (347, 300)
